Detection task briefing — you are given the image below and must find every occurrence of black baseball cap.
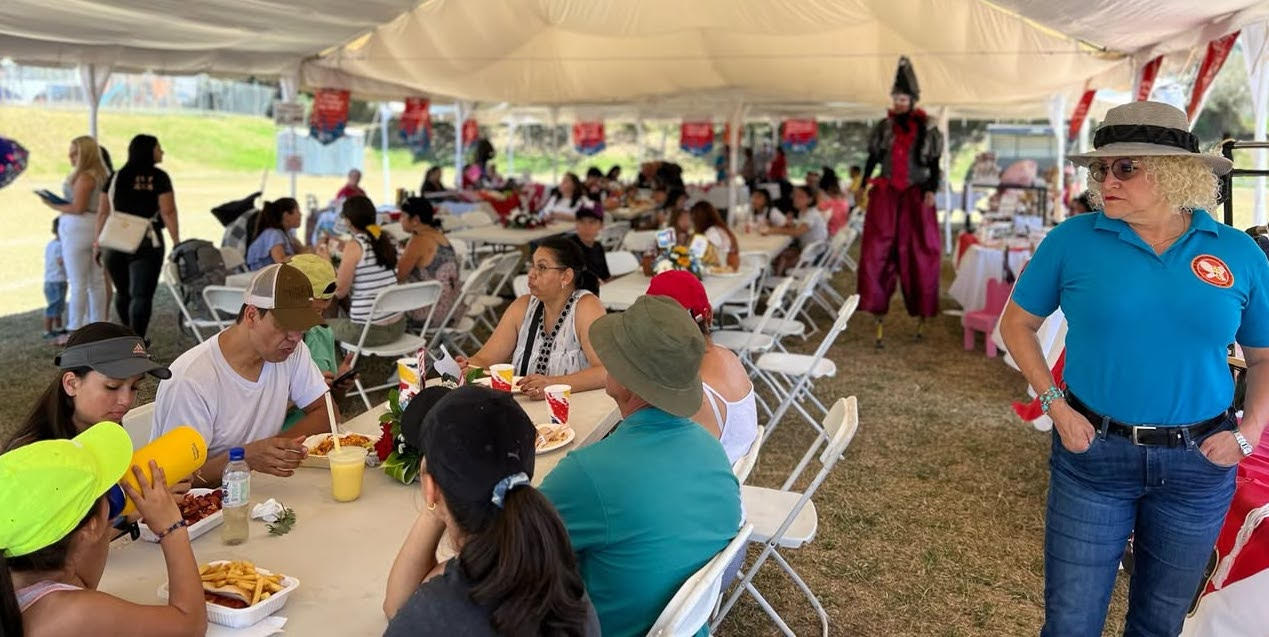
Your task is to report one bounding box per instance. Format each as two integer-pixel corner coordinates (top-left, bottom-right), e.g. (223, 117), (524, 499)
(401, 386), (454, 453)
(575, 206), (603, 223)
(55, 336), (171, 380)
(412, 385), (536, 508)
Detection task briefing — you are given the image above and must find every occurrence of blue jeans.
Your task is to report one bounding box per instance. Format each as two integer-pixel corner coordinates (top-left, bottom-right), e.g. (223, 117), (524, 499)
(1043, 417), (1237, 637)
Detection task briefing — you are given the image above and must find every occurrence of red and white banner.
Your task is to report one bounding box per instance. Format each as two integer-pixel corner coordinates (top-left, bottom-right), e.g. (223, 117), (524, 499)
(1067, 89), (1096, 144)
(572, 121), (606, 155)
(399, 98), (432, 156)
(781, 118), (819, 153)
(1135, 56), (1163, 101)
(309, 88), (350, 145)
(461, 118), (479, 150)
(1188, 31), (1241, 122)
(680, 120), (714, 157)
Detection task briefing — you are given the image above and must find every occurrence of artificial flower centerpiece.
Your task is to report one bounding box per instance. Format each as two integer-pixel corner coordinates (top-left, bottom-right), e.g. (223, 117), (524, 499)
(644, 230), (709, 279)
(502, 208), (546, 229)
(376, 389), (421, 484)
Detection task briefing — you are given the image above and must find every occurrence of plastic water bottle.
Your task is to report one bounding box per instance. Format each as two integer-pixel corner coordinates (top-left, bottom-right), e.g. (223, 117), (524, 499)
(221, 447), (250, 545)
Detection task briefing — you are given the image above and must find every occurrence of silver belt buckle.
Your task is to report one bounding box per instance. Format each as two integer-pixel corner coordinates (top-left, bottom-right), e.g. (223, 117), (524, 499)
(1131, 425), (1157, 445)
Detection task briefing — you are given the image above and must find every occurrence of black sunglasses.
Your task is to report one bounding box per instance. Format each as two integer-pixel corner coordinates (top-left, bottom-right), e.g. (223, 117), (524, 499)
(1089, 158), (1142, 183)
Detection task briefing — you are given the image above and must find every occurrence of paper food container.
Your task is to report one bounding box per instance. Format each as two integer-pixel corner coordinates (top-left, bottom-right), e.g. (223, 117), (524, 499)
(138, 488), (223, 543)
(299, 432), (380, 469)
(160, 562), (299, 629)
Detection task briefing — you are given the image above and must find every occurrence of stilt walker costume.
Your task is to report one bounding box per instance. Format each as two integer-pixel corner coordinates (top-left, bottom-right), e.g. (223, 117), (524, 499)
(858, 56), (943, 347)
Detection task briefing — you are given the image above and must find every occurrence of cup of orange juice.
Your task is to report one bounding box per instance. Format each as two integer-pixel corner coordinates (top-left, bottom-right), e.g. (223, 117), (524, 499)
(329, 446), (368, 502)
(489, 364), (515, 391)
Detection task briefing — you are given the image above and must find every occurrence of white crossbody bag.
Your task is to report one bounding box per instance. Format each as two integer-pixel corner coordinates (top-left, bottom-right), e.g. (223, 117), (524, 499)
(97, 174), (156, 254)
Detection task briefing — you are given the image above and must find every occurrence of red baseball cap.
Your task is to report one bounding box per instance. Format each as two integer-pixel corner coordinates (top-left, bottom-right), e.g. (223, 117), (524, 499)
(646, 270), (711, 324)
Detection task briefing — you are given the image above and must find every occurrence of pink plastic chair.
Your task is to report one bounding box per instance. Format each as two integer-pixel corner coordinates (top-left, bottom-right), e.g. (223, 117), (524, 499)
(964, 278), (1012, 357)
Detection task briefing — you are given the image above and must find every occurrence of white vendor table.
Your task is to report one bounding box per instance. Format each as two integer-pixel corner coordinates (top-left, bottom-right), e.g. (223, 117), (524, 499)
(948, 243), (1032, 314)
(98, 388), (619, 635)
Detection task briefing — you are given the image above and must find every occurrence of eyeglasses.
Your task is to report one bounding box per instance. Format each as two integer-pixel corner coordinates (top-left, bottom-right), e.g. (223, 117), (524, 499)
(1089, 158), (1142, 183)
(530, 264), (568, 275)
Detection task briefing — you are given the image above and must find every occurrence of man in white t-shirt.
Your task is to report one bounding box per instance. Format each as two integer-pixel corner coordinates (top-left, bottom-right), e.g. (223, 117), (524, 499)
(153, 263), (331, 487)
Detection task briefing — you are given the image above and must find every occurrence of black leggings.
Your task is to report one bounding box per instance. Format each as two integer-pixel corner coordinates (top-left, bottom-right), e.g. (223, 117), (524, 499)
(104, 233), (165, 337)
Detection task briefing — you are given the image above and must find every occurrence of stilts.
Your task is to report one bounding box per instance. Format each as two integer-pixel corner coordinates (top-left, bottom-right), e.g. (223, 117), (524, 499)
(914, 317), (926, 342)
(874, 318), (885, 350)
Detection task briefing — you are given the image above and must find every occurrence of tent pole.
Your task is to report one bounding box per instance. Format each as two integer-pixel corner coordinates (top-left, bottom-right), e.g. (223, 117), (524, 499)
(507, 117), (517, 178)
(454, 101), (466, 190)
(1256, 63), (1269, 226)
(379, 103), (392, 203)
(79, 63), (110, 138)
(1050, 93), (1067, 224)
(636, 114), (645, 165)
(550, 108), (559, 185)
(727, 102), (744, 217)
(938, 107), (953, 255)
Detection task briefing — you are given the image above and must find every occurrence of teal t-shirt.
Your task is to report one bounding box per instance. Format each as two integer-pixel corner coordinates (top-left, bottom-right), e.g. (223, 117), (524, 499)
(540, 407), (741, 637)
(282, 326), (337, 431)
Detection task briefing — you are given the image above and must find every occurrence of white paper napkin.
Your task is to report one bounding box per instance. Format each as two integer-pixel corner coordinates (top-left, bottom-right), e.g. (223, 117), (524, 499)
(206, 616), (287, 637)
(250, 499), (284, 523)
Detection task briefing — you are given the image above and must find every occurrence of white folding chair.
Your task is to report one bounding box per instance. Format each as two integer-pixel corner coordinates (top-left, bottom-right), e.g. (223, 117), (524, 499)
(731, 425), (766, 485)
(737, 268), (825, 346)
(756, 295), (860, 486)
(839, 222), (860, 272)
(428, 257), (503, 355)
(161, 261), (219, 342)
(121, 401), (156, 450)
(622, 229), (659, 253)
(201, 285), (247, 331)
(713, 277), (794, 365)
(791, 232), (850, 316)
(605, 250), (640, 278)
(467, 253), (523, 330)
(341, 281), (443, 409)
(512, 274), (529, 297)
(219, 245), (246, 273)
(713, 397), (860, 637)
(647, 523), (755, 637)
(600, 221), (631, 251)
(719, 253), (770, 325)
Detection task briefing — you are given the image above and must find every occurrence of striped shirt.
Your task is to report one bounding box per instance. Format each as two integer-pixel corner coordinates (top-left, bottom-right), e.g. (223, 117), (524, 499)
(349, 234), (399, 322)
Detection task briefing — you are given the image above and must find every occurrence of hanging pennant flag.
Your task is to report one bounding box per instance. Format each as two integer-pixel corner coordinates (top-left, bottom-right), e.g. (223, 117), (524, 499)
(1135, 56), (1163, 101)
(399, 97), (432, 159)
(0, 137), (29, 190)
(1188, 31), (1241, 122)
(781, 118), (819, 153)
(572, 121), (606, 155)
(309, 88), (350, 145)
(462, 118), (479, 151)
(680, 120), (714, 157)
(1067, 89), (1096, 144)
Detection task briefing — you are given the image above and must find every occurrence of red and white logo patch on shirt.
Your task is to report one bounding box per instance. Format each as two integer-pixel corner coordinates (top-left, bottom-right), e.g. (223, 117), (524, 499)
(1191, 255), (1234, 288)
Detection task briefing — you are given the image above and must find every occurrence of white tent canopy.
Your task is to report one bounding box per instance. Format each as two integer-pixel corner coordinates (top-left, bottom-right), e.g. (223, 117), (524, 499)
(300, 0), (1268, 118)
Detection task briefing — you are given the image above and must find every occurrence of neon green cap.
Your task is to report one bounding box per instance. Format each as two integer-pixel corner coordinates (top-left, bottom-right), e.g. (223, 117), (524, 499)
(287, 254), (337, 301)
(0, 422), (132, 557)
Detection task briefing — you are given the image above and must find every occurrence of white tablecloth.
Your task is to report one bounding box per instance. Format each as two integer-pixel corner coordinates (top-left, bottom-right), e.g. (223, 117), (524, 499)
(599, 267), (760, 311)
(948, 243), (1032, 313)
(447, 222), (572, 247)
(98, 389), (619, 636)
(735, 233), (792, 261)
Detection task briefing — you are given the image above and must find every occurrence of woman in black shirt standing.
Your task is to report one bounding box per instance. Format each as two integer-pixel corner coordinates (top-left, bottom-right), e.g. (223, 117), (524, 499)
(93, 135), (179, 338)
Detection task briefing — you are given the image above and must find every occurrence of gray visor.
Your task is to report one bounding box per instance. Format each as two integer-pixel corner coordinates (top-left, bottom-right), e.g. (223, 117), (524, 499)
(55, 337), (171, 380)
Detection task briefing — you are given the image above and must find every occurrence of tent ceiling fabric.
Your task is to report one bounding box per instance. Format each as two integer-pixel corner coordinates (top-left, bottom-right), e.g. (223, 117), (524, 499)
(0, 0), (422, 75)
(304, 0), (1133, 113)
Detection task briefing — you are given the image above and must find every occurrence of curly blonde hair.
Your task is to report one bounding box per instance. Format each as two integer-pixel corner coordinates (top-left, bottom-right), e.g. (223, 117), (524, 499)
(1086, 155), (1221, 213)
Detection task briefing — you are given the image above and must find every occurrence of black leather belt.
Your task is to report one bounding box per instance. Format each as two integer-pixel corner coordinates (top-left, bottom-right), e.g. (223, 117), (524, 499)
(1066, 393), (1229, 447)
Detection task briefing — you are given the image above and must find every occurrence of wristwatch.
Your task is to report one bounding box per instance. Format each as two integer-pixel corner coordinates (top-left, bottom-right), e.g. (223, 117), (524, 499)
(1233, 429), (1255, 457)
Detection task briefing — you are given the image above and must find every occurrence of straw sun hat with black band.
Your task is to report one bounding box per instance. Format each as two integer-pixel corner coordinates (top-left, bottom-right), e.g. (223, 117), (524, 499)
(1067, 101), (1232, 175)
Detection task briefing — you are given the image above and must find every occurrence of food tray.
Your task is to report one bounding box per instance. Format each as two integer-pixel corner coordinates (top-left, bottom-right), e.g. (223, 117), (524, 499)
(138, 489), (223, 543)
(159, 562), (299, 629)
(299, 432), (380, 469)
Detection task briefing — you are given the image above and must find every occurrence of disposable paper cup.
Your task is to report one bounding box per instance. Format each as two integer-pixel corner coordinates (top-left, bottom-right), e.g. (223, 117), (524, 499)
(397, 358), (421, 406)
(329, 447), (368, 503)
(490, 364), (515, 391)
(545, 384), (572, 425)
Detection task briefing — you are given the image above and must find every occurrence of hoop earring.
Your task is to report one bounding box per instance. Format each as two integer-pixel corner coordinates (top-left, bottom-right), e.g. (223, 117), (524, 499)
(427, 501), (437, 512)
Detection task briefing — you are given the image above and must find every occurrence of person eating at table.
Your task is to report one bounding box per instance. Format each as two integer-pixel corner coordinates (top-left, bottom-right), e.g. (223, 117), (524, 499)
(692, 201), (741, 270)
(383, 385), (600, 636)
(152, 263), (332, 487)
(541, 173), (587, 222)
(765, 184), (828, 275)
(0, 423), (207, 636)
(459, 237), (606, 400)
(4, 322), (170, 453)
(647, 272), (757, 464)
(540, 295), (741, 637)
(569, 207), (612, 284)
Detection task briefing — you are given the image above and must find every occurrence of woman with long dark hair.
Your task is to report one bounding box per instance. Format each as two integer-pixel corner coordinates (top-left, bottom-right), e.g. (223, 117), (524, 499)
(93, 135), (179, 338)
(540, 173), (586, 222)
(458, 237), (606, 399)
(384, 385), (598, 636)
(0, 424), (206, 636)
(331, 195), (405, 347)
(246, 197), (303, 271)
(421, 166), (446, 193)
(397, 197), (462, 326)
(4, 322), (170, 453)
(691, 201), (740, 269)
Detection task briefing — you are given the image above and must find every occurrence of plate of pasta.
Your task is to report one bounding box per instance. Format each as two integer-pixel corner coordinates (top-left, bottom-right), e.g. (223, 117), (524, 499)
(535, 424), (575, 454)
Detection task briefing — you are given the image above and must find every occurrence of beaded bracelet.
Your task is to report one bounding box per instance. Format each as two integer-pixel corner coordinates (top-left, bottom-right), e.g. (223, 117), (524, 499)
(154, 519), (188, 541)
(1039, 387), (1065, 414)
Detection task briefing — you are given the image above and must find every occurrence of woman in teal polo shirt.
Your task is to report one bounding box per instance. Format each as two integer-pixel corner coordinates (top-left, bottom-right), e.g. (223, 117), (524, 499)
(1001, 101), (1269, 637)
